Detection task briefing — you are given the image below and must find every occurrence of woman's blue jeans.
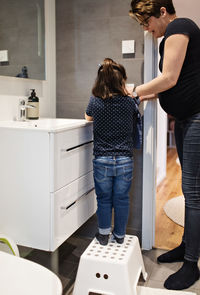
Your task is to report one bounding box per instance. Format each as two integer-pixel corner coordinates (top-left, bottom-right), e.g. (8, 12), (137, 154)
(93, 156), (133, 238)
(174, 112), (200, 262)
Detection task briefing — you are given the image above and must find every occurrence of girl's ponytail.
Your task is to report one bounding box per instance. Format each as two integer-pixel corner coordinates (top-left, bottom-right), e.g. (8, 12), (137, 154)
(93, 58), (127, 99)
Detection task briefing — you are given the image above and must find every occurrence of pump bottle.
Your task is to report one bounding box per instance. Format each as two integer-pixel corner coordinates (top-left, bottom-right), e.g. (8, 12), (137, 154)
(27, 89), (39, 120)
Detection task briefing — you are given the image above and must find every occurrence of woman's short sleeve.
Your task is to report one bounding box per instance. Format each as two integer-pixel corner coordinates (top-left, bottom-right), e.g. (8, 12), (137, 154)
(165, 18), (192, 39)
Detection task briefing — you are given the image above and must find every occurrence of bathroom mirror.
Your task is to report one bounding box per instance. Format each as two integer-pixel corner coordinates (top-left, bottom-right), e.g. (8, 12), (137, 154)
(0, 0), (45, 80)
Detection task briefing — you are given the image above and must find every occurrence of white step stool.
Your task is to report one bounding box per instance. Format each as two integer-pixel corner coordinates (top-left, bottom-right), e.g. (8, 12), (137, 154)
(73, 234), (197, 295)
(73, 235), (147, 295)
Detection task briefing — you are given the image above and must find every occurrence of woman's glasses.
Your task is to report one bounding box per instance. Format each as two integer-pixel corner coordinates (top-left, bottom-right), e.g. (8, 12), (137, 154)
(136, 16), (151, 27)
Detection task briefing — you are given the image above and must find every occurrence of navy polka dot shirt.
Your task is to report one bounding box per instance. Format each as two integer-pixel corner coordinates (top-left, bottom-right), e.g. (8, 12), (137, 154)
(86, 95), (138, 156)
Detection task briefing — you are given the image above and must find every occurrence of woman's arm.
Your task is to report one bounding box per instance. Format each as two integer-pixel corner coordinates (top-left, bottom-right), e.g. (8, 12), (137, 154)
(139, 93), (157, 102)
(135, 34), (189, 97)
(85, 113), (93, 121)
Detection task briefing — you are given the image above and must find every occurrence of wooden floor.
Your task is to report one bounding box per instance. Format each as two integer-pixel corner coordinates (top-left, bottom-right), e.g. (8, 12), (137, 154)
(155, 148), (184, 250)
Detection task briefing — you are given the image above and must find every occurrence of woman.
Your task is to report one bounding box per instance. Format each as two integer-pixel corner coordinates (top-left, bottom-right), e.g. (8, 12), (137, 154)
(129, 0), (200, 291)
(85, 58), (141, 246)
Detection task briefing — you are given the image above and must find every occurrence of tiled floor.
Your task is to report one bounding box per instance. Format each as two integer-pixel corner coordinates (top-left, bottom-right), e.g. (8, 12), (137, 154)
(19, 217), (200, 295)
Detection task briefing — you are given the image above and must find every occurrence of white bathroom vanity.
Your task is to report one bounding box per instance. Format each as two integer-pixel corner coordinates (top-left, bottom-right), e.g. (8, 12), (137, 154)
(0, 118), (96, 251)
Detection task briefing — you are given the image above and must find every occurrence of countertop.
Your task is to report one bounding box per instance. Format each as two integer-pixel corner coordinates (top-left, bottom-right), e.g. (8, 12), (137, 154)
(0, 118), (92, 132)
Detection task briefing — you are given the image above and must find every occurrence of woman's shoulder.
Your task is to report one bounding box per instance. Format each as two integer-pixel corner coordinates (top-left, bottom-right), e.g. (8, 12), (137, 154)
(166, 17), (200, 36)
(169, 17), (196, 26)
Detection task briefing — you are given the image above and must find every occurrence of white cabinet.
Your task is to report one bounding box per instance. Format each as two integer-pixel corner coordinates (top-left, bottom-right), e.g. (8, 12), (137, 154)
(0, 119), (96, 251)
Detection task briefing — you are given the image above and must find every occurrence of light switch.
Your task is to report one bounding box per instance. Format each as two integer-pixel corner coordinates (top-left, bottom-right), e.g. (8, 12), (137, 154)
(126, 83), (135, 93)
(0, 50), (8, 62)
(126, 83), (135, 88)
(122, 40), (135, 54)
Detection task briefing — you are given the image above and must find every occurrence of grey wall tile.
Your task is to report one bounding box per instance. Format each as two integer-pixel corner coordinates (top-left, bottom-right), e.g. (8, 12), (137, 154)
(56, 101), (86, 119)
(110, 0), (132, 17)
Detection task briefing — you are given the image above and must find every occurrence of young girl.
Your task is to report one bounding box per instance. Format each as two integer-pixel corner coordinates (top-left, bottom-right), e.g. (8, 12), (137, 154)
(85, 58), (141, 245)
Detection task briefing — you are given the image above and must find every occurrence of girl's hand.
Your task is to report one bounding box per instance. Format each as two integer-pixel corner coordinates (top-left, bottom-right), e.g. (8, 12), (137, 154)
(85, 113), (93, 121)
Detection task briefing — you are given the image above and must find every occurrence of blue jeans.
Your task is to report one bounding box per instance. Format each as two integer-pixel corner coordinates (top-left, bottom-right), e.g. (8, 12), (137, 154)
(175, 112), (200, 261)
(93, 156), (133, 238)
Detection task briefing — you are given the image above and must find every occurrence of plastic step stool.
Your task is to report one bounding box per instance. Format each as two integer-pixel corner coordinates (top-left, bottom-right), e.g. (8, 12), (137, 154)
(73, 235), (147, 295)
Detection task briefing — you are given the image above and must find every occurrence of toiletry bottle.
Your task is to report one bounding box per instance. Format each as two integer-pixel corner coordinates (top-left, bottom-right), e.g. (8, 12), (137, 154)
(27, 89), (39, 120)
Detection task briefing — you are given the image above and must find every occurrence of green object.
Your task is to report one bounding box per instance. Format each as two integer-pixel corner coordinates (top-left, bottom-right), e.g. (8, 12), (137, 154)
(0, 238), (17, 256)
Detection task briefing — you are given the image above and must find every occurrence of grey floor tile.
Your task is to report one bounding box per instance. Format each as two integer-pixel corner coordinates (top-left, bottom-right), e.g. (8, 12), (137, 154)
(144, 279), (165, 289)
(149, 261), (183, 282)
(192, 278), (200, 290)
(189, 280), (200, 294)
(64, 284), (74, 295)
(59, 260), (78, 278)
(191, 288), (200, 295)
(141, 248), (165, 280)
(18, 245), (33, 258)
(58, 275), (71, 291)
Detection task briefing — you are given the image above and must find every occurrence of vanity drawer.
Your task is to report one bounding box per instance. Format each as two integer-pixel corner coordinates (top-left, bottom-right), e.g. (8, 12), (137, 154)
(51, 172), (96, 250)
(52, 125), (93, 191)
(54, 124), (93, 151)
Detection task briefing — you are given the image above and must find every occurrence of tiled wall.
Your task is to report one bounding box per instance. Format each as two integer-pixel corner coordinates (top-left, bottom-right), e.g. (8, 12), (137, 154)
(56, 0), (144, 118)
(56, 0), (144, 241)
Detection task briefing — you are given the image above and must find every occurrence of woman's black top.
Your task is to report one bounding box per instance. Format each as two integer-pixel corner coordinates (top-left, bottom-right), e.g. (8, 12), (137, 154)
(159, 18), (200, 120)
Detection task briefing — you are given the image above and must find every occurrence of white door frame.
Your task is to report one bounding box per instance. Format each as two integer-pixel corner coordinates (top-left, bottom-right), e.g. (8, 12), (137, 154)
(142, 32), (158, 250)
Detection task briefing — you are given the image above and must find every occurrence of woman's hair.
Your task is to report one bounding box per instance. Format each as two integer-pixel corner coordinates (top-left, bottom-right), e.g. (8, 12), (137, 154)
(92, 58), (128, 99)
(130, 0), (176, 20)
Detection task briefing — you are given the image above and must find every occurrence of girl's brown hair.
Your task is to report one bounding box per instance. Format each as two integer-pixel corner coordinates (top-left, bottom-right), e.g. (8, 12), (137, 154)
(92, 58), (128, 99)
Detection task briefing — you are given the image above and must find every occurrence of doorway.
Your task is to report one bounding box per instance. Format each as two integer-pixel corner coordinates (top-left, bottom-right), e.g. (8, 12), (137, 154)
(155, 112), (184, 250)
(155, 145), (184, 250)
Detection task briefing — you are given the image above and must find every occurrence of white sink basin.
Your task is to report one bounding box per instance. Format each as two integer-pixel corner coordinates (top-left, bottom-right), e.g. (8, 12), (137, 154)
(0, 118), (91, 132)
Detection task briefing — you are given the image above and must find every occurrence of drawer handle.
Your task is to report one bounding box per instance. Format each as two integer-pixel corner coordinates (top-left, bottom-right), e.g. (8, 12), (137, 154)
(61, 140), (93, 152)
(80, 187), (94, 198)
(60, 187), (94, 210)
(61, 201), (76, 210)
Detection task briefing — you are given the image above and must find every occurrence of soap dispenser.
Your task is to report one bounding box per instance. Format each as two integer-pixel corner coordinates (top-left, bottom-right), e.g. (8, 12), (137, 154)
(27, 89), (39, 120)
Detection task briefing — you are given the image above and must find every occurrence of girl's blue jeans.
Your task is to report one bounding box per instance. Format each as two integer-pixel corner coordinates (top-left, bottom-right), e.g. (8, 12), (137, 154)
(93, 156), (133, 238)
(175, 112), (200, 262)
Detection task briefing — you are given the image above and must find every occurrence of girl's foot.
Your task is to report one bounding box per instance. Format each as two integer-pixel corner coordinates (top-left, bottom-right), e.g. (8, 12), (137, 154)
(95, 232), (109, 246)
(111, 232), (124, 244)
